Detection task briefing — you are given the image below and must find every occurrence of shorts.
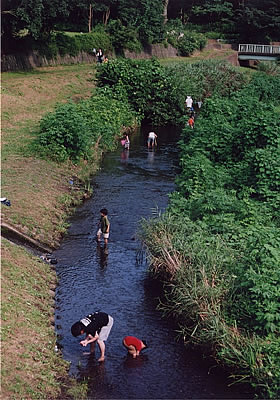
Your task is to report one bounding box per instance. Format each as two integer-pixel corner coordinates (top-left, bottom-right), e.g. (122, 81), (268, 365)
(97, 229), (109, 239)
(148, 138), (154, 145)
(99, 316), (114, 341)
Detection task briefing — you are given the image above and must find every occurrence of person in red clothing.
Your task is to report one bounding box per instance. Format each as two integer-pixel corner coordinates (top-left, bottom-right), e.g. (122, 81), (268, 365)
(123, 336), (148, 358)
(188, 116), (195, 129)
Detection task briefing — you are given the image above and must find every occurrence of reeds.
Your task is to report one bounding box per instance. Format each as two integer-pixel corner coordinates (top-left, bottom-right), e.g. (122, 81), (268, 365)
(139, 212), (280, 398)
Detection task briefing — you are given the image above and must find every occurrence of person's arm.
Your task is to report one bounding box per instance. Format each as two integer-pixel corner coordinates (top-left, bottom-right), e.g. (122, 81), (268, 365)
(80, 333), (98, 346)
(106, 221), (110, 233)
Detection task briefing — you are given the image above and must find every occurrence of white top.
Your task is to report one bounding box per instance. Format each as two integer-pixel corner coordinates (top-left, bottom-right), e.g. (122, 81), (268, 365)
(148, 132), (156, 139)
(185, 96), (193, 107)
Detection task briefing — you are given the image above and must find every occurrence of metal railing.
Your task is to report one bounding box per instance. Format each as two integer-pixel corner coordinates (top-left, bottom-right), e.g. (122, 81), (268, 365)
(238, 44), (280, 54)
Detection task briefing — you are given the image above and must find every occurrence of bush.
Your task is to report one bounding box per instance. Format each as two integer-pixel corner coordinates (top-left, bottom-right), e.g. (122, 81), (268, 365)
(33, 31), (112, 59)
(165, 25), (207, 56)
(36, 88), (140, 162)
(106, 20), (142, 54)
(38, 102), (92, 161)
(96, 58), (185, 125)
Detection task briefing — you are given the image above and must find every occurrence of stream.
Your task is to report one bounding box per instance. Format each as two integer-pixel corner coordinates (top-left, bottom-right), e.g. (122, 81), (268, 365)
(54, 125), (252, 399)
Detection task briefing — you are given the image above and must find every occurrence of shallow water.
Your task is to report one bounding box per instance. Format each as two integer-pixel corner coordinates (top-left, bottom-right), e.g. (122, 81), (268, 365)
(54, 126), (252, 399)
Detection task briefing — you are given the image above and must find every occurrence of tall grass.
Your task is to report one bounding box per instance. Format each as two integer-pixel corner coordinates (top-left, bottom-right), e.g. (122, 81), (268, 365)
(140, 212), (280, 397)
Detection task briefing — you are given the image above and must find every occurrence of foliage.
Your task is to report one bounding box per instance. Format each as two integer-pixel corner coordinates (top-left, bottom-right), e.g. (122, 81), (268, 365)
(116, 0), (165, 45)
(36, 90), (139, 161)
(33, 30), (112, 59)
(96, 58), (185, 125)
(165, 27), (207, 56)
(140, 67), (280, 397)
(106, 19), (142, 54)
(140, 212), (280, 398)
(2, 0), (69, 41)
(166, 59), (248, 107)
(37, 102), (92, 161)
(2, 0), (280, 55)
(257, 62), (280, 76)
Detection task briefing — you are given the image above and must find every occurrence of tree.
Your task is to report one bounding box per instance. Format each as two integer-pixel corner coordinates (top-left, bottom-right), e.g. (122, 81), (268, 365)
(1, 0), (69, 40)
(163, 0), (169, 24)
(236, 0), (280, 42)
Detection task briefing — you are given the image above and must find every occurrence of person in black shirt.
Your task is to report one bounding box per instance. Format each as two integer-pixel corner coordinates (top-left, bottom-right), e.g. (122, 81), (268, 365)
(71, 312), (113, 361)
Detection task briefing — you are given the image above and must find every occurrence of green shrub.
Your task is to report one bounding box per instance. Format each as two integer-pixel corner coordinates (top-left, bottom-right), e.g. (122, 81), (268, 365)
(33, 31), (112, 59)
(75, 31), (113, 56)
(106, 20), (142, 54)
(165, 25), (207, 56)
(36, 88), (140, 162)
(55, 32), (80, 57)
(38, 102), (92, 161)
(96, 58), (185, 125)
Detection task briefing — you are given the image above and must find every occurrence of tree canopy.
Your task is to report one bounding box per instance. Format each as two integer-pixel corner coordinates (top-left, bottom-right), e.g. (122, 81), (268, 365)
(1, 0), (280, 53)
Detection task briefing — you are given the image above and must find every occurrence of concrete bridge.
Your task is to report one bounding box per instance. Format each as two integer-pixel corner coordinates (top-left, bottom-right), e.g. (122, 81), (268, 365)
(238, 44), (280, 65)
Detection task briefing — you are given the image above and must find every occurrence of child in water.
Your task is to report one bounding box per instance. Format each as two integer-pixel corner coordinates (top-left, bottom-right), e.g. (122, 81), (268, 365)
(97, 208), (110, 245)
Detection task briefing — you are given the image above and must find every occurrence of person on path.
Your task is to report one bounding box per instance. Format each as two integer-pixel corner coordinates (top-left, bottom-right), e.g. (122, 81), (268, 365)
(188, 116), (195, 129)
(185, 96), (193, 110)
(147, 131), (157, 148)
(71, 312), (114, 362)
(97, 208), (110, 245)
(123, 336), (148, 358)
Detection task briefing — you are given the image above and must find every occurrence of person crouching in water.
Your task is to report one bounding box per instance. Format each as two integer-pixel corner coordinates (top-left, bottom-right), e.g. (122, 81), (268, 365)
(123, 336), (148, 358)
(97, 208), (110, 246)
(71, 311), (113, 362)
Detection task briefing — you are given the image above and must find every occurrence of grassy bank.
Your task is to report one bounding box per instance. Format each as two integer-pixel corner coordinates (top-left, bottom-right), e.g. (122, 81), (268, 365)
(1, 63), (104, 399)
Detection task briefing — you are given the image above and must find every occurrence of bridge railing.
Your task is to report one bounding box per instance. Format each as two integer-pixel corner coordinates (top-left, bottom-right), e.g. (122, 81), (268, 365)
(238, 44), (280, 55)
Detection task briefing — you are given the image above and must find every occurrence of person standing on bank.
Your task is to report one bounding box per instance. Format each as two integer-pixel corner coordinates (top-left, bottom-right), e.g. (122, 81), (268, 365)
(147, 131), (157, 148)
(71, 312), (114, 362)
(123, 336), (148, 358)
(97, 208), (110, 245)
(96, 48), (103, 63)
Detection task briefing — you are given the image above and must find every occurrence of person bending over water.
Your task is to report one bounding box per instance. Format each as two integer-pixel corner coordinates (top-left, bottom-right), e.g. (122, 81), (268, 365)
(147, 131), (157, 148)
(123, 336), (148, 358)
(71, 311), (114, 362)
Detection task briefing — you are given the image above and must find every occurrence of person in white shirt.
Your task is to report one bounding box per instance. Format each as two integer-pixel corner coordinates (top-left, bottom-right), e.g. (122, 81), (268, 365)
(147, 131), (158, 148)
(185, 96), (193, 109)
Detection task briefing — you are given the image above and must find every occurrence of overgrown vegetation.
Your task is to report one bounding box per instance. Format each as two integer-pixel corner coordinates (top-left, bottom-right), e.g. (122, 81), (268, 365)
(140, 69), (280, 398)
(165, 20), (207, 56)
(36, 88), (139, 162)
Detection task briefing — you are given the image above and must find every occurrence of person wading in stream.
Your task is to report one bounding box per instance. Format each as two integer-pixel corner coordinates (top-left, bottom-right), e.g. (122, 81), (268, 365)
(71, 312), (113, 362)
(97, 208), (110, 245)
(123, 336), (148, 358)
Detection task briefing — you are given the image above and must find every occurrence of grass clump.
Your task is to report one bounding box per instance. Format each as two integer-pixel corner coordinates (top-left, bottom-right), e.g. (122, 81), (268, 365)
(140, 213), (280, 398)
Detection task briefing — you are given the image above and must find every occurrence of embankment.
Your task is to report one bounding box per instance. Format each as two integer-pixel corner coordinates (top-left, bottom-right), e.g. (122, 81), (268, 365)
(1, 64), (108, 399)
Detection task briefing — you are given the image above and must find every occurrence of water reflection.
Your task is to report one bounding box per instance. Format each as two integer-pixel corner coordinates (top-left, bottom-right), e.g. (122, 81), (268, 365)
(120, 149), (129, 163)
(147, 148), (155, 164)
(96, 243), (109, 269)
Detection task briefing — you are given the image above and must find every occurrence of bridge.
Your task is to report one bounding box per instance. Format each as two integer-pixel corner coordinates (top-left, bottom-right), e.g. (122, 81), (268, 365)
(238, 44), (280, 63)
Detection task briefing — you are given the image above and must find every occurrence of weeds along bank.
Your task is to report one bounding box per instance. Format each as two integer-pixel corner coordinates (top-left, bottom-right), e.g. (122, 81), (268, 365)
(140, 70), (280, 397)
